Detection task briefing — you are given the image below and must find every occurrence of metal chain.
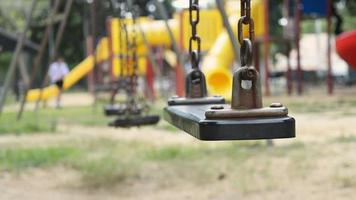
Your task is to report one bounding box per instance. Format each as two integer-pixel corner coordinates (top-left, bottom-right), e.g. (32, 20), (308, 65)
(238, 0), (254, 43)
(238, 0), (254, 67)
(124, 3), (140, 113)
(131, 8), (138, 96)
(122, 12), (131, 94)
(118, 2), (124, 77)
(189, 0), (201, 69)
(110, 0), (126, 105)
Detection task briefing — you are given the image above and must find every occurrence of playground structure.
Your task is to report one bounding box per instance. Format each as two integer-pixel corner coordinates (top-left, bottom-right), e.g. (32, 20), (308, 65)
(336, 31), (356, 69)
(23, 1), (265, 102)
(20, 0), (350, 103)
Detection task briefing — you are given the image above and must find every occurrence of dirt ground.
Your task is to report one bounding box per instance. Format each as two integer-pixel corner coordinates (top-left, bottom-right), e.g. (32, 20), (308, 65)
(1, 89), (356, 200)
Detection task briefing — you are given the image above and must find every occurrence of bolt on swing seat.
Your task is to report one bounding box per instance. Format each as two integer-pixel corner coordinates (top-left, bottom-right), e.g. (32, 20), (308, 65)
(167, 69), (225, 106)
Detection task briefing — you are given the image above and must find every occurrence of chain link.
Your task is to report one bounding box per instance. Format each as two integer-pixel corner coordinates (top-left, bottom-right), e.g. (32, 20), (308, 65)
(118, 3), (124, 77)
(238, 0), (254, 67)
(238, 0), (254, 44)
(122, 14), (131, 93)
(131, 8), (138, 96)
(189, 0), (201, 69)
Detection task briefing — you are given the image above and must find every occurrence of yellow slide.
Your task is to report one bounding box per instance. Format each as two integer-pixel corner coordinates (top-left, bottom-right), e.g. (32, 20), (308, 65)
(26, 56), (95, 102)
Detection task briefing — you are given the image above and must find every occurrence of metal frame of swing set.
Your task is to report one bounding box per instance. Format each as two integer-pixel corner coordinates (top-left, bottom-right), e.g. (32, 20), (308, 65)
(0, 0), (74, 119)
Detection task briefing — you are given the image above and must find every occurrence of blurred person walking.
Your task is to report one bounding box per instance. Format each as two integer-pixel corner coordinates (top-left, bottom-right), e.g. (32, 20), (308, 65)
(48, 55), (69, 108)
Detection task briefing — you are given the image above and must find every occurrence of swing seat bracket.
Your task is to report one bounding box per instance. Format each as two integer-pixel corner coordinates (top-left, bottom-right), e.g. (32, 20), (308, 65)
(168, 96), (225, 106)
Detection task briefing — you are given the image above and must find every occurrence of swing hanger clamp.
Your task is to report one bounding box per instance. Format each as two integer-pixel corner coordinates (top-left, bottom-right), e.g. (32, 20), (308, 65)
(167, 0), (224, 105)
(205, 0), (293, 121)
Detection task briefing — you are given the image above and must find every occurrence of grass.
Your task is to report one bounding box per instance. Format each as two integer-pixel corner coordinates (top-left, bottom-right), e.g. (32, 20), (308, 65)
(0, 145), (81, 172)
(0, 100), (171, 135)
(333, 135), (356, 143)
(1, 92), (356, 193)
(0, 111), (56, 135)
(155, 122), (180, 132)
(0, 105), (108, 135)
(1, 134), (355, 194)
(41, 105), (109, 126)
(285, 100), (353, 114)
(0, 136), (310, 188)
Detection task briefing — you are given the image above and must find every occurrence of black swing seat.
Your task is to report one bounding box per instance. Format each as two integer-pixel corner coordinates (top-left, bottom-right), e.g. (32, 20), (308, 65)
(164, 104), (295, 141)
(104, 104), (128, 116)
(109, 115), (160, 128)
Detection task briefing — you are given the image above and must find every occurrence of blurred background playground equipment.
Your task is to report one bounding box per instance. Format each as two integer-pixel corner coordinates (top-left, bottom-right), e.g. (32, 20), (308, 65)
(0, 0), (356, 199)
(1, 0), (354, 109)
(336, 30), (356, 69)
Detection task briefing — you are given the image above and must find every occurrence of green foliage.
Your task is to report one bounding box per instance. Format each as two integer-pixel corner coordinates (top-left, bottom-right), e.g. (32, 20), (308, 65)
(0, 0), (49, 32)
(0, 52), (13, 83)
(344, 0), (356, 15)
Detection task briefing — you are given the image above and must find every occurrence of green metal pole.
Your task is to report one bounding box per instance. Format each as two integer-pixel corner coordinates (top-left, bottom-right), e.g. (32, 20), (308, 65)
(0, 0), (38, 116)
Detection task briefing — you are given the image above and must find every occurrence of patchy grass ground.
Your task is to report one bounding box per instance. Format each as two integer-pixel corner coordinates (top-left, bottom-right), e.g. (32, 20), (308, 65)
(1, 88), (356, 200)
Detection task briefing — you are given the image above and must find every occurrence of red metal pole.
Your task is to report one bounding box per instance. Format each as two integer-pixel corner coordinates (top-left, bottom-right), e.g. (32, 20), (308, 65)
(263, 0), (270, 96)
(97, 62), (104, 84)
(295, 0), (303, 95)
(86, 36), (95, 93)
(327, 0), (334, 95)
(286, 43), (293, 95)
(145, 59), (156, 100)
(284, 0), (293, 95)
(106, 18), (115, 82)
(175, 11), (185, 97)
(87, 0), (97, 93)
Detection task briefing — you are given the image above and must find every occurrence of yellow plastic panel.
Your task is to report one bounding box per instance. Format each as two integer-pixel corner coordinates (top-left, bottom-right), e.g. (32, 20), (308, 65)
(180, 9), (223, 51)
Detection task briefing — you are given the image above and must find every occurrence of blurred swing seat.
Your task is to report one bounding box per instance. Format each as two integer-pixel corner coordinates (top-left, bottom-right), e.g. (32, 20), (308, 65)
(104, 104), (128, 116)
(109, 115), (160, 128)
